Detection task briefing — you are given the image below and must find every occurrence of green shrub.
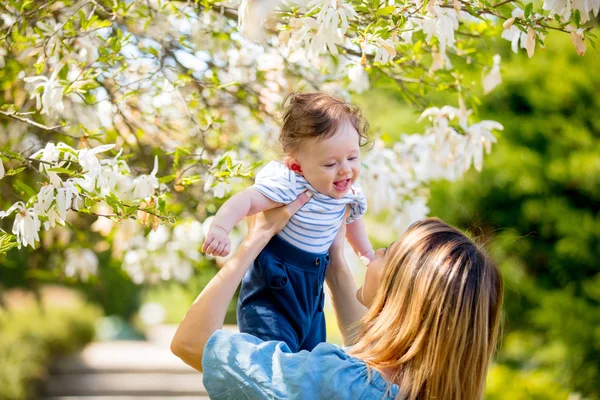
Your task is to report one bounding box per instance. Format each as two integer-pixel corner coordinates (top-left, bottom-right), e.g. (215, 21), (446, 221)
(0, 304), (101, 400)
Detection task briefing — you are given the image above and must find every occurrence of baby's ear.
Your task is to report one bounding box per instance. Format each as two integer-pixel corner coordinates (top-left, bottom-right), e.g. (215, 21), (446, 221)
(284, 156), (302, 173)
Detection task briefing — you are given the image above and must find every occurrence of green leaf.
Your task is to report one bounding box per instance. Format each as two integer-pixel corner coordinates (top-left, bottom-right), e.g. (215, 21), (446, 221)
(413, 40), (423, 54)
(377, 6), (396, 16)
(47, 167), (77, 175)
(524, 3), (533, 18)
(13, 180), (37, 199)
(5, 166), (27, 176)
(159, 174), (176, 184)
(0, 233), (18, 255)
(573, 9), (581, 27)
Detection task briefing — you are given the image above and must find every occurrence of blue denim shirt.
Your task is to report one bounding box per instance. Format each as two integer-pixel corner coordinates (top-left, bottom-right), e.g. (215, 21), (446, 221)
(202, 329), (400, 399)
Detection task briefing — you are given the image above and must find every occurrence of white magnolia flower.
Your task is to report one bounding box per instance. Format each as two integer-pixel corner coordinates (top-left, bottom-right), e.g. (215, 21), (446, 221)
(147, 225), (170, 251)
(420, 6), (459, 54)
(483, 54), (502, 94)
(0, 46), (6, 69)
(374, 38), (397, 64)
(419, 105), (470, 128)
(429, 48), (453, 73)
(393, 197), (430, 233)
(0, 202), (41, 248)
(286, 0), (357, 56)
(544, 0), (600, 23)
(23, 66), (65, 115)
(501, 8), (528, 54)
(173, 220), (204, 260)
(132, 156), (160, 199)
(64, 248), (98, 282)
(203, 173), (232, 199)
(347, 64), (370, 93)
(400, 18), (416, 43)
(78, 144), (115, 180)
(311, 0), (357, 36)
(30, 142), (78, 187)
(0, 158), (4, 180)
(464, 121), (503, 172)
(238, 0), (282, 41)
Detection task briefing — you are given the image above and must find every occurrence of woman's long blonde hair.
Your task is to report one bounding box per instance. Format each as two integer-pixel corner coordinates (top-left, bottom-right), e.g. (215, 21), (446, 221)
(349, 218), (503, 400)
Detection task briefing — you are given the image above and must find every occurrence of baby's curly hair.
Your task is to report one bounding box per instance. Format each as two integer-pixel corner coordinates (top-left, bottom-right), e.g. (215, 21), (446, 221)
(279, 92), (370, 154)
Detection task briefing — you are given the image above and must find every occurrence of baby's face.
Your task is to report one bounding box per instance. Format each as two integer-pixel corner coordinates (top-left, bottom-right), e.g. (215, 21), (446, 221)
(292, 120), (361, 199)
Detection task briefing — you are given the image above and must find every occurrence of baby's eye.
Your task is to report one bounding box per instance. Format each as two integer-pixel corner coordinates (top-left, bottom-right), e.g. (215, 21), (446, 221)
(348, 157), (358, 161)
(323, 163), (336, 168)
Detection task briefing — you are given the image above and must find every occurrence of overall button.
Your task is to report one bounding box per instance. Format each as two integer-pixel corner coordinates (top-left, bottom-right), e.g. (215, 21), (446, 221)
(315, 258), (320, 265)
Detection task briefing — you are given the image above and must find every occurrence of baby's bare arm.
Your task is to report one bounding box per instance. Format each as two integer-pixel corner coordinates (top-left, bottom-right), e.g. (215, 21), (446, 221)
(212, 188), (281, 233)
(345, 216), (375, 262)
(202, 188), (281, 256)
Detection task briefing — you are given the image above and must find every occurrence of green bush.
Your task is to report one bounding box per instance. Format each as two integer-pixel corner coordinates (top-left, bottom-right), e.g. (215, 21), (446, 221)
(0, 303), (101, 400)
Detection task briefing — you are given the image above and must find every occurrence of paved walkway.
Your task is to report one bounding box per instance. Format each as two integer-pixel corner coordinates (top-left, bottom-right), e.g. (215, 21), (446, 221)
(42, 325), (238, 400)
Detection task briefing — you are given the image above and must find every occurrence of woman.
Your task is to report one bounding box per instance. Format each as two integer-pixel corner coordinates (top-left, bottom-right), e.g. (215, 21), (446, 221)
(171, 193), (504, 399)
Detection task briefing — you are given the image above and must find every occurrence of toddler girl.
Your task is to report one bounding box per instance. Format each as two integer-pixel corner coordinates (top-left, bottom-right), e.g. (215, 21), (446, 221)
(202, 92), (374, 351)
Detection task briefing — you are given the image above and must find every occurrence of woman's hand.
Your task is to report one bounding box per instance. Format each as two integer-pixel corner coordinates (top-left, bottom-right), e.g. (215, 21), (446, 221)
(246, 191), (313, 243)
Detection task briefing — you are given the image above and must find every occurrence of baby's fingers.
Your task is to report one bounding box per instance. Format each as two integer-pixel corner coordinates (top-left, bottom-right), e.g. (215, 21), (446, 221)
(222, 243), (231, 257)
(201, 237), (213, 253)
(213, 241), (226, 257)
(205, 239), (221, 256)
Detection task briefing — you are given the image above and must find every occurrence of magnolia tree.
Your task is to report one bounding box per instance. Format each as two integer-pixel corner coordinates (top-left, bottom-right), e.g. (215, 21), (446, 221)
(0, 0), (596, 285)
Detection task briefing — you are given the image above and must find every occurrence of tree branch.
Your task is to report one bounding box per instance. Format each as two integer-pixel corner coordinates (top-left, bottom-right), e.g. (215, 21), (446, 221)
(0, 110), (79, 139)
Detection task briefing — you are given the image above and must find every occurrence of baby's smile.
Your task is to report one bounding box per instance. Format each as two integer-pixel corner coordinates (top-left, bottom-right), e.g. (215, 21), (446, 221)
(333, 178), (351, 193)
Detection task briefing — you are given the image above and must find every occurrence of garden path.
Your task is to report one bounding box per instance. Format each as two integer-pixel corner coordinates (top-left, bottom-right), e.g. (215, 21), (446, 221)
(41, 325), (238, 400)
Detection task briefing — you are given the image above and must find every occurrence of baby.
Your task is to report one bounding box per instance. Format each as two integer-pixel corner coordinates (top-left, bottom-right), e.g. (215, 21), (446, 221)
(202, 92), (374, 352)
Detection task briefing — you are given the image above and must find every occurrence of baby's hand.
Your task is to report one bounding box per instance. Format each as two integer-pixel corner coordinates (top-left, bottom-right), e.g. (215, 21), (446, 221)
(202, 224), (232, 257)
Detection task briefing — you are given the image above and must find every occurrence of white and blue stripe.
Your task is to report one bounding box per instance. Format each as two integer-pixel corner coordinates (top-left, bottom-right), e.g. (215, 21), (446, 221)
(252, 161), (367, 254)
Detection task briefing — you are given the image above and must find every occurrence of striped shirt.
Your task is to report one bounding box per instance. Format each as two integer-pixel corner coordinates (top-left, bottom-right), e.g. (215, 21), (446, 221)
(252, 161), (367, 254)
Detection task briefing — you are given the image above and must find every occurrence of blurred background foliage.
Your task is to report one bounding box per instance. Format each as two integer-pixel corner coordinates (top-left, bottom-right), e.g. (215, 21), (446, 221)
(356, 31), (600, 399)
(0, 288), (100, 400)
(0, 17), (598, 400)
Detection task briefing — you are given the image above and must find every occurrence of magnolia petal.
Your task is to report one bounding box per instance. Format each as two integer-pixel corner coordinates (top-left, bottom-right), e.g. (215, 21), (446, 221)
(503, 17), (516, 30)
(89, 144), (116, 155)
(151, 156), (159, 176)
(571, 30), (587, 56)
(526, 28), (536, 58)
(382, 43), (396, 58)
(0, 159), (4, 180)
(454, 0), (461, 12)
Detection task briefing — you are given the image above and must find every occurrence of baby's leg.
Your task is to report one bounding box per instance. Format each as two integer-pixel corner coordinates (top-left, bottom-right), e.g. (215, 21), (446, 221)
(298, 293), (326, 351)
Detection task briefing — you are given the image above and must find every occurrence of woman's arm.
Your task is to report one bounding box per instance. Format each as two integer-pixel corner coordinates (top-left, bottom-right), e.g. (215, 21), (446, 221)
(326, 218), (368, 347)
(171, 192), (312, 372)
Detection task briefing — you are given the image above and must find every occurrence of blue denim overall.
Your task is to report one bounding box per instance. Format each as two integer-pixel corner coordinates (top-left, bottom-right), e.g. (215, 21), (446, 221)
(237, 235), (330, 352)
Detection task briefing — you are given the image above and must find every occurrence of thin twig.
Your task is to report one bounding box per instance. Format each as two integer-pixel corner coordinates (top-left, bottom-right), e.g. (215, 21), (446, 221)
(0, 110), (78, 139)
